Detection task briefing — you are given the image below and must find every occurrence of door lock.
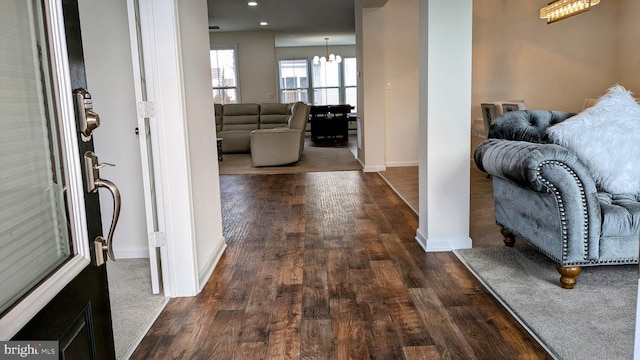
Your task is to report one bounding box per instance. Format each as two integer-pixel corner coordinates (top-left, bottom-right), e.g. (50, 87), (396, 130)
(74, 88), (100, 142)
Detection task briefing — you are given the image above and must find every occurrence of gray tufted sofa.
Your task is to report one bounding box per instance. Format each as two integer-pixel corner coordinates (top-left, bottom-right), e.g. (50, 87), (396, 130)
(474, 110), (640, 289)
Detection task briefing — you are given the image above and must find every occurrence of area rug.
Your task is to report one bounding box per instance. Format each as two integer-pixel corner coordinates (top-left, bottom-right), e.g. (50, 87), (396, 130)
(107, 258), (168, 359)
(218, 146), (361, 175)
(455, 243), (637, 360)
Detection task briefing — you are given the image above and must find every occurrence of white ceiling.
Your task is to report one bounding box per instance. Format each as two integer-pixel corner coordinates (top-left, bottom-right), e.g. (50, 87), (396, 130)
(207, 0), (356, 47)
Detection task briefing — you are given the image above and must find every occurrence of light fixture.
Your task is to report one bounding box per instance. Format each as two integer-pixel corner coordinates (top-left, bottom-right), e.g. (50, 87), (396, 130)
(260, 21), (268, 26)
(540, 0), (600, 24)
(313, 38), (342, 65)
(248, 1), (257, 6)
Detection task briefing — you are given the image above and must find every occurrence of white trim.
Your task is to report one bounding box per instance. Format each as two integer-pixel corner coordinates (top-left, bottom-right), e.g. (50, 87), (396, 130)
(363, 164), (386, 172)
(635, 278), (640, 359)
(415, 228), (428, 250)
(198, 238), (227, 290)
(0, 0), (92, 339)
(415, 228), (472, 252)
(125, 0), (166, 295)
(49, 0), (89, 261)
(137, 0), (200, 298)
(385, 161), (419, 167)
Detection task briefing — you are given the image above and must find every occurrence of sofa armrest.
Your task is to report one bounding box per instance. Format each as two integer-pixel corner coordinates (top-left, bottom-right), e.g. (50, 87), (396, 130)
(474, 139), (597, 193)
(475, 138), (602, 260)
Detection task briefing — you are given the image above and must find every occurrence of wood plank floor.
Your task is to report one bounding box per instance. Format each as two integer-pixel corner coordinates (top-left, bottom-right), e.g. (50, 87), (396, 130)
(377, 162), (501, 248)
(131, 171), (551, 359)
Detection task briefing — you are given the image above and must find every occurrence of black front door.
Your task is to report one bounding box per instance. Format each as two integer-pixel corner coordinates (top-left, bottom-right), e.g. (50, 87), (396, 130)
(6, 0), (116, 358)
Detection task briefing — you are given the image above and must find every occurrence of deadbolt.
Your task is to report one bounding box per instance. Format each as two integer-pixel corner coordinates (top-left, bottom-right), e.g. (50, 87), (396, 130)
(74, 88), (100, 142)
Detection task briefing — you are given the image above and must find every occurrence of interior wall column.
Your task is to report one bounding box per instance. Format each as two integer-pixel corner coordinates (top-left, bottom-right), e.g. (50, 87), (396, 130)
(416, 0), (473, 251)
(359, 4), (387, 172)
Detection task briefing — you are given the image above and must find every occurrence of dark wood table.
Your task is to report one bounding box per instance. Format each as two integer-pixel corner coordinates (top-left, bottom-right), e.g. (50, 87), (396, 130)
(309, 105), (354, 141)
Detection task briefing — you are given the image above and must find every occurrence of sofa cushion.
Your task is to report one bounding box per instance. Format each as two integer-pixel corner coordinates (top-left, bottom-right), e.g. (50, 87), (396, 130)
(222, 103), (260, 131)
(488, 110), (575, 143)
(546, 85), (640, 194)
(259, 103), (292, 129)
(598, 192), (640, 259)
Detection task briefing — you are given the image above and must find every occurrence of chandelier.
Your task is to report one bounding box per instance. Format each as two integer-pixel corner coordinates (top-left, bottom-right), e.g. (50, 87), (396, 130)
(313, 38), (342, 65)
(540, 0), (600, 24)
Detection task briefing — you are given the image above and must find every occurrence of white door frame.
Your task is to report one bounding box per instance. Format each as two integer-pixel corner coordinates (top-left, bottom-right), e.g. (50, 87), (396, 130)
(125, 0), (200, 298)
(125, 0), (165, 295)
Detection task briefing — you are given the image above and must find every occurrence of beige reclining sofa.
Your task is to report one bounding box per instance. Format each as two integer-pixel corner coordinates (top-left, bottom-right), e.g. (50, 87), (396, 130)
(214, 103), (294, 153)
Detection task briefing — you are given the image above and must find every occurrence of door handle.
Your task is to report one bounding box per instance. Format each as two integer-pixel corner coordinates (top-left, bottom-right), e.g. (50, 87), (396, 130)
(84, 151), (121, 265)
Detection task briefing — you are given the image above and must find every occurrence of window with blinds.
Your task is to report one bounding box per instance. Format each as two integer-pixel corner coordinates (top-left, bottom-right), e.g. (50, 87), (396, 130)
(0, 0), (72, 315)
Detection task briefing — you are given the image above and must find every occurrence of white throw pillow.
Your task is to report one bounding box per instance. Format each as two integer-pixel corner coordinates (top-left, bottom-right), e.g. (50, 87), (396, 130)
(546, 85), (640, 194)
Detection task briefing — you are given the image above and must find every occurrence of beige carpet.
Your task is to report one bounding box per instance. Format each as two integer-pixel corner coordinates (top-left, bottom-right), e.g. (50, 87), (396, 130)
(107, 259), (168, 359)
(218, 146), (362, 175)
(456, 243), (637, 360)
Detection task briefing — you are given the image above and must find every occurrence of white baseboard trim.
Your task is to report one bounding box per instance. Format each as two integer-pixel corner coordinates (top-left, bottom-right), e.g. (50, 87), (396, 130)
(415, 228), (472, 252)
(385, 161), (419, 167)
(198, 237), (227, 291)
(363, 164), (386, 172)
(114, 248), (150, 259)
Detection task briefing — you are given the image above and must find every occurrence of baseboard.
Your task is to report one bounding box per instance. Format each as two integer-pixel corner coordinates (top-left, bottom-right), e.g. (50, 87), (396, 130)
(385, 161), (419, 167)
(415, 228), (472, 251)
(362, 164), (386, 172)
(198, 237), (227, 291)
(114, 248), (149, 259)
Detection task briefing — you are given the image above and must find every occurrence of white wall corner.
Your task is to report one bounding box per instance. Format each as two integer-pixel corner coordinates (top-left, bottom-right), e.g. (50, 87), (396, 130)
(198, 237), (227, 290)
(415, 228), (472, 252)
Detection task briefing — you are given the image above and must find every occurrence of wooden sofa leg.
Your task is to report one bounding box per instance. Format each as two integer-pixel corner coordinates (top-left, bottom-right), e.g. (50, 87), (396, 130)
(500, 229), (516, 247)
(556, 265), (582, 289)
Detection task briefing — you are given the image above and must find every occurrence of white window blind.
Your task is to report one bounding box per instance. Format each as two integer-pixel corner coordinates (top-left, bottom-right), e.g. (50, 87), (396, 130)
(0, 0), (71, 315)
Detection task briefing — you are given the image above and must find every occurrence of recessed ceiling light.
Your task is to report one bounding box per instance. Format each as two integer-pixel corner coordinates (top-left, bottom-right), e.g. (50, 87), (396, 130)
(260, 21), (268, 26)
(248, 1), (257, 6)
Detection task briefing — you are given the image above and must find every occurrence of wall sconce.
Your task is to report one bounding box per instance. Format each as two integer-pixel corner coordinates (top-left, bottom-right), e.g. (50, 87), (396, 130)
(540, 0), (600, 24)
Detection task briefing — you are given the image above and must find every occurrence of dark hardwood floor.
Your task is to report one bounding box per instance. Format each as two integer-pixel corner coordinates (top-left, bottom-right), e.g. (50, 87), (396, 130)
(131, 171), (551, 359)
